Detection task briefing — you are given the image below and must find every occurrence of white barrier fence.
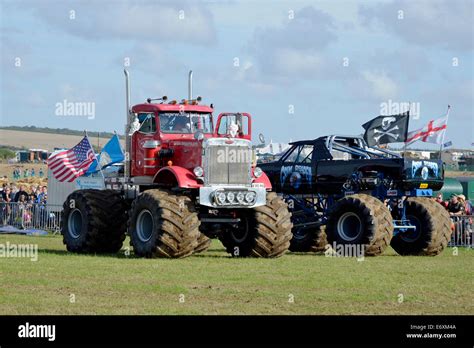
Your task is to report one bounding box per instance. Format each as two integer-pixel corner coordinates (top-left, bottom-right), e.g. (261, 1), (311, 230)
(0, 202), (62, 234)
(449, 215), (473, 248)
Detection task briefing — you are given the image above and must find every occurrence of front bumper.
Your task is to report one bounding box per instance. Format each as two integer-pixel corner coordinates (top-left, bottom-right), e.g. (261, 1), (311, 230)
(199, 186), (267, 208)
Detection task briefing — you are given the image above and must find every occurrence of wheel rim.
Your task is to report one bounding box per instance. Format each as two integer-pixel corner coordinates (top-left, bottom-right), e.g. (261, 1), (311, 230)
(293, 227), (308, 241)
(136, 209), (154, 243)
(230, 217), (249, 243)
(336, 212), (363, 242)
(401, 215), (422, 242)
(67, 208), (83, 239)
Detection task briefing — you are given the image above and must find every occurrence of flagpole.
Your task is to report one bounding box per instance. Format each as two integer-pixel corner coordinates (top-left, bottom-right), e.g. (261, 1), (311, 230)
(85, 133), (105, 182)
(402, 106), (410, 157)
(439, 105), (451, 160)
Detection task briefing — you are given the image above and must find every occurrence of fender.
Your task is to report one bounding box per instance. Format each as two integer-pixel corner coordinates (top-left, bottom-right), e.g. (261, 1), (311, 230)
(153, 166), (202, 188)
(253, 170), (272, 190)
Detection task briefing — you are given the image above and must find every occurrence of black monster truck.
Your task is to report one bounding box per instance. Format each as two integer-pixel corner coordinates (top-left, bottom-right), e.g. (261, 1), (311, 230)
(259, 135), (452, 256)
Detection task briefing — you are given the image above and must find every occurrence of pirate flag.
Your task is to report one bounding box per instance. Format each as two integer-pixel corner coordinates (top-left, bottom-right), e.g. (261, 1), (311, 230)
(362, 111), (409, 147)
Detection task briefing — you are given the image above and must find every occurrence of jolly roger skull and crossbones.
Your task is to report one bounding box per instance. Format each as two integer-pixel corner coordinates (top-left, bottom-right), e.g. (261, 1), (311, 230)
(373, 117), (399, 143)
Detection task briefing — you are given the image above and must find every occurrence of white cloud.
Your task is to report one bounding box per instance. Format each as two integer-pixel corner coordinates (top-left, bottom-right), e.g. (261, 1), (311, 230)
(15, 0), (216, 45)
(247, 6), (338, 80)
(359, 0), (473, 51)
(362, 71), (398, 100)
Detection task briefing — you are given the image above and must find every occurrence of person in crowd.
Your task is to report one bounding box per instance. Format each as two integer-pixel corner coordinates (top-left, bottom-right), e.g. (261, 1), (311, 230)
(2, 187), (12, 225)
(435, 193), (448, 209)
(1, 183), (7, 198)
(10, 185), (18, 200)
(14, 185), (29, 203)
(16, 194), (32, 229)
(457, 194), (472, 216)
(36, 186), (48, 204)
(448, 195), (465, 216)
(0, 194), (6, 225)
(30, 185), (38, 202)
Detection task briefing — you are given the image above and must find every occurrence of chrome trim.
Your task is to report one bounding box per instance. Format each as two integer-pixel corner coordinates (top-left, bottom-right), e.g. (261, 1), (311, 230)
(202, 137), (252, 186)
(199, 186), (266, 208)
(143, 140), (160, 148)
(188, 70), (193, 100)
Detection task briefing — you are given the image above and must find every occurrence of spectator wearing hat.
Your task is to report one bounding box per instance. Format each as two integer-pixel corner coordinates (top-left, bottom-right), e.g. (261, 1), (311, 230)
(448, 195), (465, 216)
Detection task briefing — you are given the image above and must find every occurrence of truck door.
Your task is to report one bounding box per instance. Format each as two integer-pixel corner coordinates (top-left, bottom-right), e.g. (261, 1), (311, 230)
(279, 144), (314, 193)
(131, 112), (159, 177)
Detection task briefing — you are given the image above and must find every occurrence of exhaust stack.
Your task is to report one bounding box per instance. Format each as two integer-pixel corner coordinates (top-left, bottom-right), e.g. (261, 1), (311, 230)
(188, 70), (193, 100)
(124, 69), (131, 180)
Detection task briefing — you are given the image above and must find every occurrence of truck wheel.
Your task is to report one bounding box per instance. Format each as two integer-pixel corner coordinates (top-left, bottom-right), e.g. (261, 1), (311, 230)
(219, 192), (293, 258)
(194, 233), (212, 254)
(128, 189), (200, 258)
(326, 194), (393, 256)
(289, 225), (328, 252)
(390, 197), (452, 256)
(61, 189), (127, 253)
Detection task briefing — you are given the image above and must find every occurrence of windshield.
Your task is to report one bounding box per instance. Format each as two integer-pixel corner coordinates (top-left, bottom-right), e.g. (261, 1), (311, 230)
(159, 112), (213, 134)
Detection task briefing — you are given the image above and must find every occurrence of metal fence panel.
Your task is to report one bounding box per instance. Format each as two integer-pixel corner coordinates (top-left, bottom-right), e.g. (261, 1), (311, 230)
(0, 202), (62, 234)
(449, 215), (473, 248)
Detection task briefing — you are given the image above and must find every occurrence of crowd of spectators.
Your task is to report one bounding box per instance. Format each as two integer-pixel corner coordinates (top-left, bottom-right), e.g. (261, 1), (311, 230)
(0, 183), (48, 228)
(435, 193), (472, 216)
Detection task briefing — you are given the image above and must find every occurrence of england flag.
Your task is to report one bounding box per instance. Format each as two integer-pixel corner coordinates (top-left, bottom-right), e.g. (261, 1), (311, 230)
(405, 116), (448, 145)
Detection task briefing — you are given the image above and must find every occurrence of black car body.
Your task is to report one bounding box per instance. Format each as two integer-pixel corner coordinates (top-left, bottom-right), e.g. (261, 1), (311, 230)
(259, 135), (444, 196)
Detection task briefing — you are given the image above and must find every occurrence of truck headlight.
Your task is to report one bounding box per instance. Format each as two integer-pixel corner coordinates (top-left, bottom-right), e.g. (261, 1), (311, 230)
(236, 192), (245, 203)
(193, 166), (204, 177)
(245, 191), (256, 203)
(227, 192), (235, 202)
(253, 167), (263, 178)
(216, 192), (226, 204)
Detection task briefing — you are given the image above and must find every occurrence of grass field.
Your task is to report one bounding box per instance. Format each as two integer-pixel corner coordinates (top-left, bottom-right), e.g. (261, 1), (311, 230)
(0, 234), (472, 315)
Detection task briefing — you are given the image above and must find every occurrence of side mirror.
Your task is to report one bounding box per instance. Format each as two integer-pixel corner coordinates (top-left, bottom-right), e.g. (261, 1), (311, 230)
(258, 133), (265, 144)
(194, 130), (204, 141)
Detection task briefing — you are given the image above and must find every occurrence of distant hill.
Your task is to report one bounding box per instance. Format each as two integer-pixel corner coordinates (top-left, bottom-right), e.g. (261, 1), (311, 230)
(0, 129), (125, 152)
(0, 126), (124, 139)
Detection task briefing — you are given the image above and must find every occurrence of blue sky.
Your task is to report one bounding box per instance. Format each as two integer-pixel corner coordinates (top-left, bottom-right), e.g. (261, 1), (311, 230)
(1, 0), (473, 148)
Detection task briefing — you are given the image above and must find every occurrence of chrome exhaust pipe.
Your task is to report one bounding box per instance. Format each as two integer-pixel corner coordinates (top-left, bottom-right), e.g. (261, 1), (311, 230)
(124, 69), (131, 119)
(188, 70), (193, 100)
(124, 69), (131, 180)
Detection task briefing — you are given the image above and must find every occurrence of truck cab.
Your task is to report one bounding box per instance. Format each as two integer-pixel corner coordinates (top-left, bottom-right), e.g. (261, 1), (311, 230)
(129, 95), (270, 208)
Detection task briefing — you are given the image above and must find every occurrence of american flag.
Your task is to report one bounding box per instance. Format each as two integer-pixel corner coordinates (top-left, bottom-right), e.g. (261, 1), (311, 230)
(48, 136), (95, 182)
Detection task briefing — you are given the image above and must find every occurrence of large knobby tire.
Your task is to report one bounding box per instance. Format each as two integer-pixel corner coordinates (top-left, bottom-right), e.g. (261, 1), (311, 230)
(326, 194), (393, 256)
(219, 192), (293, 258)
(61, 189), (127, 253)
(390, 197), (452, 256)
(128, 189), (200, 258)
(194, 233), (212, 254)
(289, 225), (328, 253)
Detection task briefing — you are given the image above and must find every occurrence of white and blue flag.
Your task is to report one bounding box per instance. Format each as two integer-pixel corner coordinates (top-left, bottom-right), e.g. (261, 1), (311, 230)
(87, 134), (124, 173)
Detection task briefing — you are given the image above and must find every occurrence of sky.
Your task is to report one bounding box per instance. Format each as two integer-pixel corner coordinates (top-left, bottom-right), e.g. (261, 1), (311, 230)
(1, 0), (473, 148)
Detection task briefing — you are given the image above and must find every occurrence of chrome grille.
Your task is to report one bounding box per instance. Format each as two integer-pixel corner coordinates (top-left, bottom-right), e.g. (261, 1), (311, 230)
(205, 143), (251, 185)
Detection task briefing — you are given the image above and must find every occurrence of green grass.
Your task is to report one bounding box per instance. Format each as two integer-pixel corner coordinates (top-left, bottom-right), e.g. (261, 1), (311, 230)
(0, 234), (472, 315)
